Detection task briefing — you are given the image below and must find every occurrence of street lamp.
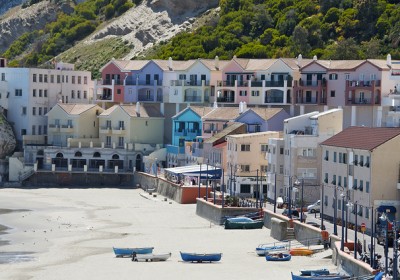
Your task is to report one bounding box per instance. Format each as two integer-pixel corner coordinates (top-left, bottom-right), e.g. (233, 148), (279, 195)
(393, 221), (398, 280)
(300, 178), (304, 223)
(288, 175), (300, 219)
(380, 213), (390, 277)
(347, 201), (358, 259)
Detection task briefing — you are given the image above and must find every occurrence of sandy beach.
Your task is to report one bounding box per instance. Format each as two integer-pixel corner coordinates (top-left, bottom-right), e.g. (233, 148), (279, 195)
(0, 188), (337, 280)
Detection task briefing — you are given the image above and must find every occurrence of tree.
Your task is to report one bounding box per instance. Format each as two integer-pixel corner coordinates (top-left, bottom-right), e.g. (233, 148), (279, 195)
(291, 25), (311, 57)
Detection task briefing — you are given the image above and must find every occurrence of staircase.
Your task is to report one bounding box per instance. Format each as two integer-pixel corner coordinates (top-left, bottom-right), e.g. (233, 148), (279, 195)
(286, 227), (295, 240)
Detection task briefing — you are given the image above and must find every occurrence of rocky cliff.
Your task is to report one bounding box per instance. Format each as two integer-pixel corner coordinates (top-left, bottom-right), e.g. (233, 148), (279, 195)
(0, 0), (24, 16)
(85, 0), (219, 59)
(0, 114), (16, 159)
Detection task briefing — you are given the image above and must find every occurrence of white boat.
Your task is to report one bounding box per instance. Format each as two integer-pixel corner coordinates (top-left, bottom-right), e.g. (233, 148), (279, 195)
(132, 252), (171, 262)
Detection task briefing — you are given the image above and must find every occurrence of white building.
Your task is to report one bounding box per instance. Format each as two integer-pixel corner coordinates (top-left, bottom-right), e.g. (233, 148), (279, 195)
(0, 60), (94, 146)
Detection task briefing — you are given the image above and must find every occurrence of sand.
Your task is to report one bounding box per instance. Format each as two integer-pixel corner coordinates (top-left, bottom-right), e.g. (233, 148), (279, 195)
(0, 188), (337, 280)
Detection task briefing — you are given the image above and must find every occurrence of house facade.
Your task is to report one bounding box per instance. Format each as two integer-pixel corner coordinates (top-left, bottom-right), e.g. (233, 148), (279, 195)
(320, 126), (400, 232)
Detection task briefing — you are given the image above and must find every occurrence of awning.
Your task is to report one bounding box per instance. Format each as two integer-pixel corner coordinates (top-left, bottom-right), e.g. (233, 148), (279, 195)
(164, 164), (222, 179)
(377, 205), (397, 213)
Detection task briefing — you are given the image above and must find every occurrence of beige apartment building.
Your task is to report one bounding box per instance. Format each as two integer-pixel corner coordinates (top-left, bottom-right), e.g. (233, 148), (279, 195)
(320, 126), (400, 232)
(282, 108), (343, 206)
(226, 131), (281, 198)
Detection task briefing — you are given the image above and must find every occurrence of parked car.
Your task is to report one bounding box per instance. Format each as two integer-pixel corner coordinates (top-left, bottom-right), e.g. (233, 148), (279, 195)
(307, 200), (321, 213)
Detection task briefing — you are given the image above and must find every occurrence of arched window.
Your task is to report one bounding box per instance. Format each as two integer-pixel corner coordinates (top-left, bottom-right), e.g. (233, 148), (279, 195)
(56, 153), (64, 158)
(112, 154), (119, 160)
(75, 151), (82, 157)
(93, 152), (101, 158)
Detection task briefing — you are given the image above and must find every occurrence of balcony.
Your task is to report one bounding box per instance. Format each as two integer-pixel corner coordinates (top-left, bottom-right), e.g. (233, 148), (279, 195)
(265, 80), (285, 87)
(100, 126), (112, 134)
(49, 124), (60, 132)
(184, 94), (202, 102)
(217, 96), (235, 103)
(346, 80), (381, 89)
(138, 92), (155, 102)
(216, 80), (236, 87)
(112, 127), (125, 135)
(60, 125), (73, 133)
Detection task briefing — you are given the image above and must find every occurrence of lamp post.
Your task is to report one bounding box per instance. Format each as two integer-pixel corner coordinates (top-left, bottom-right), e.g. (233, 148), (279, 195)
(198, 163), (202, 198)
(300, 178), (304, 223)
(393, 221), (398, 280)
(341, 193), (345, 251)
(348, 202), (358, 259)
(213, 164), (217, 205)
(334, 186), (338, 235)
(221, 167), (224, 208)
(206, 161), (209, 201)
(256, 169), (259, 208)
(272, 173), (277, 213)
(370, 206), (375, 268)
(321, 184), (324, 230)
(288, 175), (300, 219)
(380, 213), (390, 277)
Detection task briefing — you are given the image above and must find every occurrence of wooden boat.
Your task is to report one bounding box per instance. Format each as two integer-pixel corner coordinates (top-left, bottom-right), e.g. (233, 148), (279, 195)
(266, 253), (291, 261)
(224, 217), (264, 229)
(291, 272), (348, 280)
(255, 244), (286, 256)
(300, 268), (330, 276)
(113, 247), (154, 257)
(289, 248), (314, 256)
(132, 252), (171, 262)
(180, 252), (222, 263)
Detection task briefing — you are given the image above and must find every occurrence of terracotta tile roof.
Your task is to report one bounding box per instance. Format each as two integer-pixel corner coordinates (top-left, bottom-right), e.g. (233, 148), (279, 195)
(100, 103), (163, 118)
(202, 107), (242, 121)
(250, 107), (284, 121)
(320, 126), (400, 151)
(189, 106), (215, 117)
(59, 104), (98, 115)
(112, 60), (149, 71)
(280, 58), (312, 69)
(204, 122), (246, 143)
(232, 57), (250, 69)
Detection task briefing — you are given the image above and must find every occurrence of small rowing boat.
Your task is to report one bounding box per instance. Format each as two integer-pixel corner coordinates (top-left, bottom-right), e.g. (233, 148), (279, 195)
(289, 248), (314, 256)
(113, 247), (154, 258)
(180, 252), (222, 263)
(132, 252), (171, 262)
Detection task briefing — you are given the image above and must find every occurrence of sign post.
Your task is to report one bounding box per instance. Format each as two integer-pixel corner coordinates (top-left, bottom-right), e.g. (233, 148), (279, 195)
(361, 222), (366, 252)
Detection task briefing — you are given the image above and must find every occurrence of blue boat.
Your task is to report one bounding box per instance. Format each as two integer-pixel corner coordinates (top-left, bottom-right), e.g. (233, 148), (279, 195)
(180, 252), (222, 263)
(113, 247), (154, 257)
(300, 269), (330, 276)
(256, 245), (286, 256)
(224, 217), (264, 229)
(291, 272), (384, 280)
(266, 253), (291, 261)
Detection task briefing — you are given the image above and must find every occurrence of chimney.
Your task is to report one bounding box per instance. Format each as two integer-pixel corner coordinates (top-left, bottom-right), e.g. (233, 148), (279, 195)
(387, 54), (392, 67)
(213, 100), (218, 109)
(239, 101), (243, 113)
(313, 55), (317, 61)
(136, 102), (141, 116)
(168, 57), (173, 70)
(214, 56), (219, 70)
(243, 101), (247, 112)
(297, 54), (302, 67)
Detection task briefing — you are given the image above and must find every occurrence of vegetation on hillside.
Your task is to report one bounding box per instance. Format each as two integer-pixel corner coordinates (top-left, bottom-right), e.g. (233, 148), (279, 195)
(147, 0), (400, 60)
(2, 0), (136, 68)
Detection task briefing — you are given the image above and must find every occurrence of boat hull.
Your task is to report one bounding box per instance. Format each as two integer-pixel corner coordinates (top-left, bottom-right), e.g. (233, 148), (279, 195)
(255, 245), (286, 256)
(224, 217), (264, 229)
(291, 272), (349, 280)
(300, 269), (330, 276)
(133, 253), (171, 262)
(266, 253), (291, 261)
(180, 252), (222, 263)
(113, 247), (154, 257)
(290, 248), (314, 256)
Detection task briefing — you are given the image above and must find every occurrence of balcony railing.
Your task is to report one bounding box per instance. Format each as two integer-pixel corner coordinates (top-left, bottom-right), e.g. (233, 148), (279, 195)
(217, 80), (236, 87)
(217, 96), (235, 103)
(184, 94), (202, 102)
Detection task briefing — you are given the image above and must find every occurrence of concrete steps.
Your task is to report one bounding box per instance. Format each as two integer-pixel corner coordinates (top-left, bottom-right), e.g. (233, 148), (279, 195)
(286, 227), (295, 240)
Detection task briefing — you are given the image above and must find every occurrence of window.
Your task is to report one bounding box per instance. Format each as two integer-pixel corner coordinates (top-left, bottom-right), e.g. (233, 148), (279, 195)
(44, 74), (48, 83)
(39, 89), (42, 97)
(179, 74), (186, 80)
(354, 155), (358, 165)
(1, 73), (5, 81)
(359, 180), (363, 191)
(338, 176), (342, 186)
(260, 144), (268, 152)
(333, 152), (337, 162)
(330, 90), (335, 97)
(33, 74), (37, 82)
(329, 73), (338, 80)
(78, 76), (81, 84)
(21, 129), (27, 136)
(77, 91), (81, 99)
(239, 90), (247, 96)
(359, 155), (364, 166)
(118, 137), (124, 147)
(33, 89), (36, 97)
(38, 125), (42, 135)
(72, 76), (75, 84)
(251, 90), (259, 96)
(344, 177), (347, 188)
(365, 208), (369, 219)
(345, 73), (350, 80)
(44, 90), (47, 97)
(39, 74), (43, 83)
(84, 91), (87, 99)
(331, 174), (336, 185)
(119, 121), (125, 129)
(50, 75), (54, 83)
(358, 206), (363, 217)
(241, 184), (251, 193)
(43, 125), (47, 135)
(325, 150), (329, 161)
(106, 136), (111, 147)
(38, 107), (42, 115)
(279, 165), (283, 174)
(240, 165), (250, 172)
(32, 125), (36, 135)
(57, 75), (60, 83)
(241, 144), (250, 151)
(84, 76), (88, 84)
(117, 89), (121, 95)
(353, 178), (358, 190)
(32, 107), (36, 115)
(343, 153), (347, 164)
(71, 90), (75, 99)
(15, 89), (22, 96)
(324, 173), (328, 183)
(106, 120), (112, 129)
(365, 156), (370, 167)
(261, 165), (268, 172)
(22, 107), (27, 115)
(44, 107), (47, 115)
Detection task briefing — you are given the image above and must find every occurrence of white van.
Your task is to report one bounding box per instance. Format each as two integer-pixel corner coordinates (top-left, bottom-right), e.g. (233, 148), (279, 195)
(307, 200), (320, 213)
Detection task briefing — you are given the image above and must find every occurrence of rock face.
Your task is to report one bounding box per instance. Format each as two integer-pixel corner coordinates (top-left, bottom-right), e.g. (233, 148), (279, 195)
(86, 0), (219, 59)
(0, 114), (16, 159)
(0, 0), (24, 16)
(0, 1), (67, 54)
